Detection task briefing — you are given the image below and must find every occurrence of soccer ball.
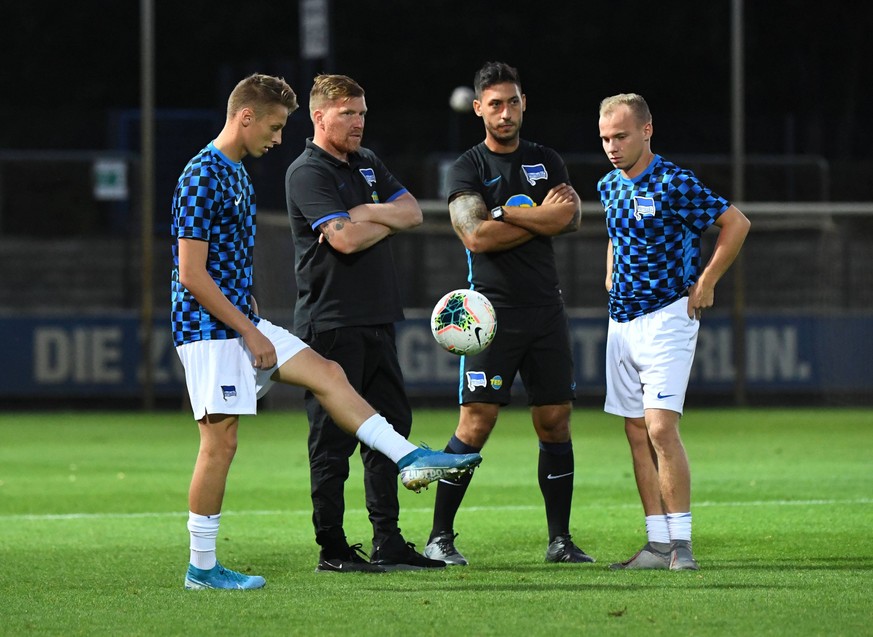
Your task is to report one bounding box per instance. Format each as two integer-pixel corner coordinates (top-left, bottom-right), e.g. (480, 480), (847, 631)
(430, 289), (497, 356)
(449, 86), (475, 113)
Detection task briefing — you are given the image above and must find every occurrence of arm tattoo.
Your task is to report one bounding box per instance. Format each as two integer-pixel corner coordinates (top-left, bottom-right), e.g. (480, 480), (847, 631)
(560, 206), (582, 234)
(450, 192), (487, 238)
(319, 219), (346, 241)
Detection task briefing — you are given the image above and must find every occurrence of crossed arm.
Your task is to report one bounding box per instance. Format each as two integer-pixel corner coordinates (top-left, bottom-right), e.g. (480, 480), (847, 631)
(318, 192), (423, 254)
(450, 183), (581, 254)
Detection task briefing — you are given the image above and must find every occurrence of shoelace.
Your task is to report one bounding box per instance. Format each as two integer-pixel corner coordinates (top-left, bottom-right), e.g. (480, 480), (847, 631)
(398, 541), (419, 557)
(436, 533), (460, 552)
(216, 565), (249, 583)
(348, 543), (371, 562)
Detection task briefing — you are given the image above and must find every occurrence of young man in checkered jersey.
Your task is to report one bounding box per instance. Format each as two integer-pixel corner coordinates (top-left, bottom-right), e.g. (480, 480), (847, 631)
(172, 73), (481, 590)
(598, 93), (750, 570)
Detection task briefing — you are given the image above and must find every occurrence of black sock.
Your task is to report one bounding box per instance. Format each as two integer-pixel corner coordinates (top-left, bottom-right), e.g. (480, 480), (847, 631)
(429, 436), (481, 542)
(538, 440), (574, 543)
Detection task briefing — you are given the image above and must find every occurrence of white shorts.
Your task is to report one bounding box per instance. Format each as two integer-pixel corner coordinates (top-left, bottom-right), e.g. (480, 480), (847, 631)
(175, 318), (309, 420)
(604, 296), (699, 418)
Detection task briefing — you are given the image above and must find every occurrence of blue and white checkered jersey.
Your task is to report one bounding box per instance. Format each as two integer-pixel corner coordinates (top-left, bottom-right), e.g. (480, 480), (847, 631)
(599, 155), (730, 323)
(171, 142), (258, 346)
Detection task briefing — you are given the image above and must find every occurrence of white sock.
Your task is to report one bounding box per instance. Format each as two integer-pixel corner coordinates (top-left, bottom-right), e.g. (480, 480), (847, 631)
(188, 511), (220, 570)
(355, 414), (417, 463)
(667, 512), (692, 542)
(645, 514), (671, 544)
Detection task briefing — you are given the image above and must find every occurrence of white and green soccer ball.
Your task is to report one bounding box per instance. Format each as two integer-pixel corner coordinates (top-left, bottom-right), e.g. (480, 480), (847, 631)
(430, 289), (497, 356)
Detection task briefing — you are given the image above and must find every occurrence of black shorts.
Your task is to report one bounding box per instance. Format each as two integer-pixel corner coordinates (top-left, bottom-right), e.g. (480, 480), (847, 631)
(458, 304), (576, 406)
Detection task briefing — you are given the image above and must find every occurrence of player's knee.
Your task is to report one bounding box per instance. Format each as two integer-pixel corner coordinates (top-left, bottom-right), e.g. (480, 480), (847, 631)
(313, 356), (351, 389)
(198, 414), (239, 460)
(646, 423), (683, 455)
(536, 421), (571, 443)
(200, 433), (238, 463)
(222, 437), (239, 460)
(532, 404), (572, 439)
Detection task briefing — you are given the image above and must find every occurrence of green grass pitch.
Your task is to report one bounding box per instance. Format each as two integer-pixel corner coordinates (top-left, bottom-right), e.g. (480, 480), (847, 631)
(1, 407), (871, 636)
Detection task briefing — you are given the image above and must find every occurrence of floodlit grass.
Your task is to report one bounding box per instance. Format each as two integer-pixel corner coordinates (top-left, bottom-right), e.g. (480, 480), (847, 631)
(1, 408), (871, 636)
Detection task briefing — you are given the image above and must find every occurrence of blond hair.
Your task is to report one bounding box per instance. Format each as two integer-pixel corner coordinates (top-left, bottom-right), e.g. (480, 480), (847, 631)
(599, 93), (652, 125)
(308, 74), (365, 116)
(227, 73), (298, 119)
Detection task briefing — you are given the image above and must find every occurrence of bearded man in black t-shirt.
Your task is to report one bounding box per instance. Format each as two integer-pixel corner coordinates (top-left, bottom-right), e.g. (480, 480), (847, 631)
(423, 61), (594, 566)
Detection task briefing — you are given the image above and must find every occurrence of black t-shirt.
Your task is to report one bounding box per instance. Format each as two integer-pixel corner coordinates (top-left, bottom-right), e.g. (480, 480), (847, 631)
(285, 139), (406, 337)
(447, 139), (569, 308)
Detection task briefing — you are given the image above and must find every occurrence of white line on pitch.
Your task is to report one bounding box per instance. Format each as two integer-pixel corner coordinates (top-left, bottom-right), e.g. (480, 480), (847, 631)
(2, 497), (870, 522)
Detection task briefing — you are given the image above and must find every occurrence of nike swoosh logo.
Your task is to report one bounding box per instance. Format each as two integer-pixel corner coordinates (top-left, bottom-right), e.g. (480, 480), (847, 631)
(483, 176), (501, 186)
(438, 479), (464, 486)
(657, 392), (676, 399)
(546, 471), (574, 480)
(235, 194), (243, 205)
(474, 326), (483, 345)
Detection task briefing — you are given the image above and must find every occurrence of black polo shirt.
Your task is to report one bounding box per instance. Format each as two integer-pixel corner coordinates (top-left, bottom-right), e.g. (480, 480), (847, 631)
(285, 139), (406, 338)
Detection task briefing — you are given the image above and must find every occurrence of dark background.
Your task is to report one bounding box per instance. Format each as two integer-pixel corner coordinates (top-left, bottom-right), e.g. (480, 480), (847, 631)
(1, 1), (870, 408)
(1, 0), (870, 216)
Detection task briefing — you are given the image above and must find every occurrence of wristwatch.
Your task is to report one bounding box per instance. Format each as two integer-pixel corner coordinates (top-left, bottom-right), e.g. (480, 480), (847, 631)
(490, 205), (505, 222)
